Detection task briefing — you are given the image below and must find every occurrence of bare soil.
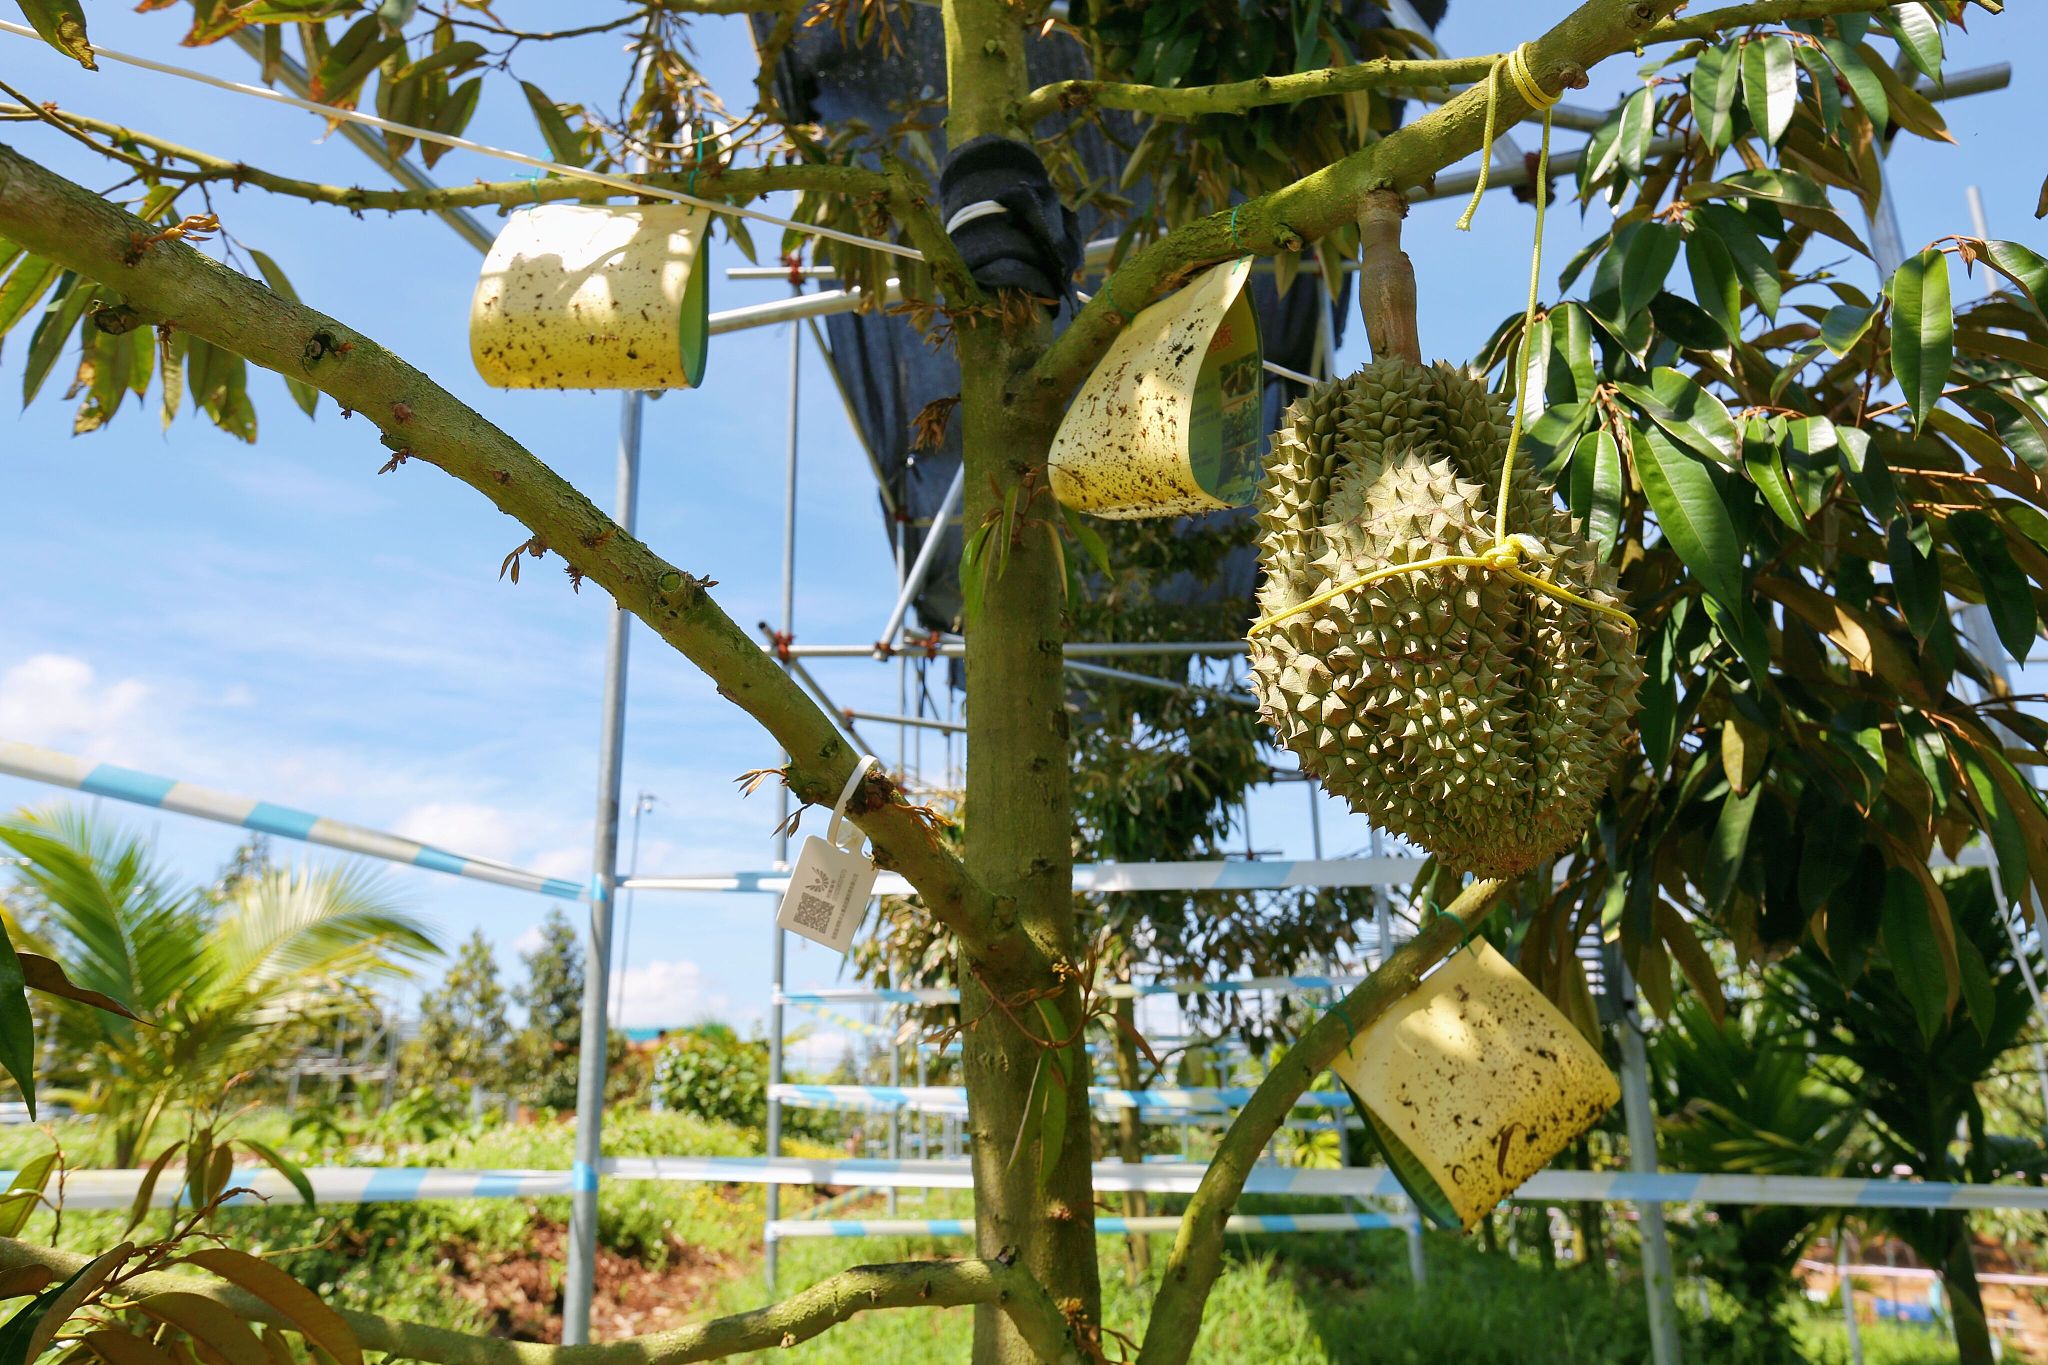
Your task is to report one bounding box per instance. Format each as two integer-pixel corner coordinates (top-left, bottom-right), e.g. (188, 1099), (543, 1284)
(442, 1218), (743, 1342)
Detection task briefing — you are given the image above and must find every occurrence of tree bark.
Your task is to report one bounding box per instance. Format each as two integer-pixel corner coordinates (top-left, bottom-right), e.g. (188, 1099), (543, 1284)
(1938, 1214), (1996, 1365)
(938, 1), (1100, 1358)
(1112, 987), (1152, 1284)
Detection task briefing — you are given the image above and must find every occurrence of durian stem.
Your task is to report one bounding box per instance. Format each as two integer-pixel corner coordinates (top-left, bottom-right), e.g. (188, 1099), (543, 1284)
(1135, 876), (1511, 1365)
(1356, 189), (1421, 365)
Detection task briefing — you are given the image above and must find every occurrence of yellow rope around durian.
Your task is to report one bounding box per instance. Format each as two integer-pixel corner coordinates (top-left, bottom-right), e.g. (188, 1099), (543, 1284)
(1248, 43), (1637, 641)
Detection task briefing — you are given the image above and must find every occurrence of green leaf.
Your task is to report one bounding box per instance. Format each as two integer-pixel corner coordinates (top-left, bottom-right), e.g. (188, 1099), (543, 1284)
(1741, 35), (1797, 145)
(1059, 503), (1111, 578)
(236, 1139), (315, 1208)
(245, 251), (318, 417)
(1976, 239), (2048, 317)
(1693, 204), (1782, 318)
(1946, 508), (2035, 661)
(1887, 518), (1943, 641)
(1833, 424), (1893, 520)
(1743, 420), (1803, 530)
(1858, 43), (1952, 142)
(1820, 303), (1877, 356)
(1962, 389), (2048, 470)
(1615, 86), (1655, 176)
(1879, 867), (1946, 1042)
(13, 0), (94, 69)
(1552, 302), (1597, 400)
(1794, 44), (1842, 136)
(519, 82), (585, 168)
(1704, 785), (1759, 911)
(1690, 169), (1829, 209)
(1887, 247), (1952, 434)
(0, 256), (60, 344)
(1879, 2), (1944, 84)
(1819, 35), (1888, 129)
(1570, 429), (1623, 558)
(0, 926), (30, 1121)
(1686, 227), (1742, 343)
(1634, 423), (1745, 609)
(1621, 222), (1681, 319)
(1953, 932), (1996, 1044)
(0, 1155), (56, 1238)
(1618, 368), (1739, 468)
(1690, 47), (1740, 151)
(22, 271), (87, 405)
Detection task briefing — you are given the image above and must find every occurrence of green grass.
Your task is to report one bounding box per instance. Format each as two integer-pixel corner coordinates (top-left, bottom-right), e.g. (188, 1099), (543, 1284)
(0, 1113), (1993, 1363)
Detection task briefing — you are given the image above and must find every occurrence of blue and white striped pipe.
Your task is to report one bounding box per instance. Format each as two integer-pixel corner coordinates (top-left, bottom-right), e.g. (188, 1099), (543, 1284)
(766, 1212), (1401, 1240)
(769, 1083), (1352, 1116)
(20, 1160), (2048, 1215)
(777, 969), (1387, 1008)
(788, 1001), (888, 1038)
(0, 1167), (575, 1210)
(626, 855), (1425, 897)
(0, 740), (585, 900)
(607, 1156), (2048, 1213)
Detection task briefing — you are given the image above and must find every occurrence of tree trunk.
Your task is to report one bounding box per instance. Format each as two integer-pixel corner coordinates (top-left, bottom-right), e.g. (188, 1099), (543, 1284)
(940, 2), (1099, 1358)
(1112, 990), (1152, 1284)
(1937, 1213), (1996, 1365)
(955, 357), (1097, 1360)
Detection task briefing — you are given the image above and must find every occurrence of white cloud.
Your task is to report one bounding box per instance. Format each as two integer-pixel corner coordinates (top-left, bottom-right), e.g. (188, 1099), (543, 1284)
(787, 1029), (854, 1076)
(511, 925), (545, 957)
(0, 654), (152, 757)
(614, 957), (726, 1029)
(394, 801), (526, 862)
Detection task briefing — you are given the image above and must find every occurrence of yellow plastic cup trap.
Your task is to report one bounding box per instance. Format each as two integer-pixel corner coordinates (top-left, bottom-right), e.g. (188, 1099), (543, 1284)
(1329, 940), (1619, 1231)
(469, 202), (711, 391)
(1049, 258), (1265, 519)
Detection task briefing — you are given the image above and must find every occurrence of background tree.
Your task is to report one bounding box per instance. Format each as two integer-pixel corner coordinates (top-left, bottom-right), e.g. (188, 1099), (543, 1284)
(1775, 867), (2045, 1364)
(514, 905), (583, 1111)
(0, 805), (434, 1164)
(0, 0), (2044, 1360)
(409, 930), (511, 1102)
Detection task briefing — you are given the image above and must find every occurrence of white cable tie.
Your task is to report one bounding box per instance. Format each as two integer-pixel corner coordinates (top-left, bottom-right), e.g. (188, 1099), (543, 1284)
(826, 754), (880, 852)
(944, 200), (1008, 234)
(0, 20), (924, 263)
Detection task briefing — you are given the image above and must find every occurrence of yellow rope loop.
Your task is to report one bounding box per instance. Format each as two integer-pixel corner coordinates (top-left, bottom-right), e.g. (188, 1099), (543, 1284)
(1246, 42), (1638, 647)
(1454, 43), (1558, 233)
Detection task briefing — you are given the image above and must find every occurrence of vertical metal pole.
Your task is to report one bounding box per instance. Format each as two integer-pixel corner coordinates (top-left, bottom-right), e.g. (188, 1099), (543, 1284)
(764, 313), (801, 1296)
(563, 390), (642, 1346)
(1610, 958), (1681, 1365)
(612, 795), (650, 1023)
(1370, 828), (1427, 1289)
(887, 986), (902, 1216)
(1841, 1230), (1866, 1365)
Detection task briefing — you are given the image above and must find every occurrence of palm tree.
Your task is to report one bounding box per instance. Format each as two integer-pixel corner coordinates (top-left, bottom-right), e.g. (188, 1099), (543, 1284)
(1775, 867), (2043, 1365)
(0, 805), (437, 1164)
(1649, 993), (1856, 1362)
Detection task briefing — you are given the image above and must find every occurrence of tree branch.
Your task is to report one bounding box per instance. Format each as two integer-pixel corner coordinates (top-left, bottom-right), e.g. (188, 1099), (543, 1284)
(1016, 55), (1496, 125)
(1134, 876), (1510, 1365)
(0, 107), (891, 217)
(0, 139), (1031, 971)
(0, 1238), (1086, 1365)
(1025, 0), (1893, 410)
(1646, 0), (1888, 42)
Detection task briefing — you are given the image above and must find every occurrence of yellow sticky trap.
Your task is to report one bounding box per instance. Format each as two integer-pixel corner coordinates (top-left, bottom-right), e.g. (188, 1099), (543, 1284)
(470, 203), (710, 391)
(1331, 941), (1618, 1231)
(1049, 259), (1264, 519)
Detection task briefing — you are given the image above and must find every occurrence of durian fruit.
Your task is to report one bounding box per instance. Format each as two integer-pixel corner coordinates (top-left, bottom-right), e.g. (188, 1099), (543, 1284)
(1248, 358), (1641, 879)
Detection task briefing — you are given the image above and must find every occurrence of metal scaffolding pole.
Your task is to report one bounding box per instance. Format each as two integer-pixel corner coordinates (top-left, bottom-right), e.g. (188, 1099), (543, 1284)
(765, 310), (801, 1296)
(563, 391), (642, 1345)
(1610, 956), (1681, 1365)
(876, 464), (966, 651)
(1369, 828), (1427, 1289)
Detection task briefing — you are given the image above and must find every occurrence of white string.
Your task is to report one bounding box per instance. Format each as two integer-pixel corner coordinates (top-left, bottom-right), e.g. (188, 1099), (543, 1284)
(0, 20), (925, 262)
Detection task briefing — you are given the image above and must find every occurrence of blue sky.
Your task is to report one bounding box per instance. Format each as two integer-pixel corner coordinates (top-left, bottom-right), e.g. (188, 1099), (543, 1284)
(0, 3), (2042, 1062)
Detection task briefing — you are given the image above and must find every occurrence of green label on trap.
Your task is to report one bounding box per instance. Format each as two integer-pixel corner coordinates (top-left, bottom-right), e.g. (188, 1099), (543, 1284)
(1189, 290), (1264, 508)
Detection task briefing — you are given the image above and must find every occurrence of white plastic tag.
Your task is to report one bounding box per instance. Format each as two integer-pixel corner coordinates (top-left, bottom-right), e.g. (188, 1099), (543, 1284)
(775, 835), (878, 952)
(774, 754), (880, 954)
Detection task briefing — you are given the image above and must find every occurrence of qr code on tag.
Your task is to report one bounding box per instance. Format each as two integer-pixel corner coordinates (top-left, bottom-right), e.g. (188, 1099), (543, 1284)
(792, 893), (836, 935)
